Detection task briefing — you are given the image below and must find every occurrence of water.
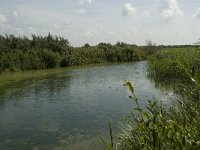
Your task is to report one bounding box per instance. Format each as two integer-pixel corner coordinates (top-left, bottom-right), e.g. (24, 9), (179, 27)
(0, 61), (172, 150)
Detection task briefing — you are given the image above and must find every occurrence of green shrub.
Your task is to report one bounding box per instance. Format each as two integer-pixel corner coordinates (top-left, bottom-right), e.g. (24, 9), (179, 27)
(148, 47), (200, 79)
(0, 34), (148, 73)
(103, 72), (200, 149)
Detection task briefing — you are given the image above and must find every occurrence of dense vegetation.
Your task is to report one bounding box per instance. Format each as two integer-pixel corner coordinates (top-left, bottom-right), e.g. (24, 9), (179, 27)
(0, 34), (150, 73)
(102, 47), (200, 149)
(148, 47), (200, 80)
(104, 78), (200, 149)
(2, 33), (200, 149)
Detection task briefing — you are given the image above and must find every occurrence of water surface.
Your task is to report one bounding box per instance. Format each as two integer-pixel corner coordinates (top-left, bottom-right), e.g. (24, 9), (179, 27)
(0, 61), (172, 150)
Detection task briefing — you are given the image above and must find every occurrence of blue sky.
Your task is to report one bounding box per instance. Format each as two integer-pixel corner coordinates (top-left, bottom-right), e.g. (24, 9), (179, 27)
(0, 0), (200, 46)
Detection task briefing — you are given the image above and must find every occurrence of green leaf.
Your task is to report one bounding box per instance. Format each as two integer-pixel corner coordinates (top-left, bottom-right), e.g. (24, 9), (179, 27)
(134, 107), (142, 112)
(125, 80), (134, 94)
(142, 112), (151, 119)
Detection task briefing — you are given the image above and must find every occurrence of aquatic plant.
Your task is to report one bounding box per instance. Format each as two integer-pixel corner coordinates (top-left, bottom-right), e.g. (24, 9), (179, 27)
(103, 72), (200, 149)
(148, 47), (200, 80)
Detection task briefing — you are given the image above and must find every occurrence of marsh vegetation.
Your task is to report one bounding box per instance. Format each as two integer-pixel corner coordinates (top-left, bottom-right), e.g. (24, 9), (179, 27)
(104, 46), (200, 150)
(0, 34), (150, 73)
(0, 33), (200, 150)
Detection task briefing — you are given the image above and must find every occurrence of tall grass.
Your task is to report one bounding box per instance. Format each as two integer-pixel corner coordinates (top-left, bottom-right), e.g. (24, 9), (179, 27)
(102, 49), (200, 149)
(0, 34), (149, 73)
(148, 47), (200, 80)
(103, 78), (200, 149)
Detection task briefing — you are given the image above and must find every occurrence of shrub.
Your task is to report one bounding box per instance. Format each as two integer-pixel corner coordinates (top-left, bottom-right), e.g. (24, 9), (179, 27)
(103, 73), (200, 149)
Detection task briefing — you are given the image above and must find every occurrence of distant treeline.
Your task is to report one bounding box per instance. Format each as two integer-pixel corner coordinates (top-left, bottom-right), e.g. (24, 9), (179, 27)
(0, 34), (152, 73)
(157, 45), (200, 49)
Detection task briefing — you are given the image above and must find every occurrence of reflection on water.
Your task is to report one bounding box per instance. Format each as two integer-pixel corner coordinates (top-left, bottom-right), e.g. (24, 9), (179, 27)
(0, 61), (172, 150)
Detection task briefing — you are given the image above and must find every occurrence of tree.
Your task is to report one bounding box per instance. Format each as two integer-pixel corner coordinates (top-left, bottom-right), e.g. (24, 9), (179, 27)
(144, 40), (158, 55)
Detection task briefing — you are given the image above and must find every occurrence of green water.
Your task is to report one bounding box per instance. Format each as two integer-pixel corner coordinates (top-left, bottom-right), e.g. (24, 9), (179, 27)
(0, 61), (173, 150)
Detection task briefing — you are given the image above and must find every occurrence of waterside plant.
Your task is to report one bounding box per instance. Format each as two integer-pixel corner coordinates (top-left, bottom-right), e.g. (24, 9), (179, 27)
(0, 34), (149, 73)
(103, 67), (200, 149)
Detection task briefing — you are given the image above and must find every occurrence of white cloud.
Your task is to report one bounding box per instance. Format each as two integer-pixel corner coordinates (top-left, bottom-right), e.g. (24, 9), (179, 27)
(11, 8), (30, 19)
(0, 14), (7, 23)
(0, 24), (25, 35)
(13, 10), (19, 17)
(142, 11), (151, 18)
(76, 9), (87, 14)
(156, 0), (182, 20)
(53, 19), (70, 30)
(79, 0), (94, 5)
(194, 8), (200, 19)
(122, 3), (136, 16)
(27, 26), (38, 34)
(83, 29), (100, 38)
(126, 27), (140, 37)
(107, 31), (114, 36)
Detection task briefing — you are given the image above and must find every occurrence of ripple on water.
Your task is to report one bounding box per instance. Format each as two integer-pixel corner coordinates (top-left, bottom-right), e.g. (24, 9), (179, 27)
(0, 61), (174, 149)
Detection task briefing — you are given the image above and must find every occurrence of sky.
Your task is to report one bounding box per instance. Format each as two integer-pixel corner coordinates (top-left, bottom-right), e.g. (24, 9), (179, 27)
(0, 0), (200, 46)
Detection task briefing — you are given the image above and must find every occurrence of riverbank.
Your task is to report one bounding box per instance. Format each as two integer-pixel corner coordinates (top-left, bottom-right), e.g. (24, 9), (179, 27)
(148, 47), (200, 80)
(107, 47), (200, 149)
(0, 61), (171, 149)
(0, 34), (149, 73)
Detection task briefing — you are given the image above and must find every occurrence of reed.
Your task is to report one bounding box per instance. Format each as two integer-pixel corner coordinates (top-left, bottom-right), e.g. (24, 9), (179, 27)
(148, 47), (200, 80)
(103, 61), (200, 149)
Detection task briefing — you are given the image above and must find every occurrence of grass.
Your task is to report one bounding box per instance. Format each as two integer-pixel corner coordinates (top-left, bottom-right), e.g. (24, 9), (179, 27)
(103, 78), (200, 149)
(148, 47), (200, 80)
(0, 34), (150, 73)
(102, 47), (200, 149)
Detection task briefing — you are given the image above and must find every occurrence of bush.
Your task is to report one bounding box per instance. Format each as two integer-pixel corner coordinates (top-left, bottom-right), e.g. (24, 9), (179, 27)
(103, 77), (200, 150)
(148, 47), (200, 79)
(0, 34), (148, 73)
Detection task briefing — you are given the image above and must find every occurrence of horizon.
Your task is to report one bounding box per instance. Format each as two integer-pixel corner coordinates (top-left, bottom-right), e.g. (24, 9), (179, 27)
(0, 0), (200, 46)
(0, 33), (199, 47)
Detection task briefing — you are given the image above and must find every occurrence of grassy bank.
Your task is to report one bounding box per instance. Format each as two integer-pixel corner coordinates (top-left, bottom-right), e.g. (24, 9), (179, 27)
(104, 75), (200, 150)
(103, 47), (200, 149)
(0, 34), (149, 73)
(148, 47), (200, 80)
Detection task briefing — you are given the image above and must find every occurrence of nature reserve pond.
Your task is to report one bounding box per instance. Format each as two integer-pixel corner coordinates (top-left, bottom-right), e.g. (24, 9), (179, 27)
(0, 61), (173, 150)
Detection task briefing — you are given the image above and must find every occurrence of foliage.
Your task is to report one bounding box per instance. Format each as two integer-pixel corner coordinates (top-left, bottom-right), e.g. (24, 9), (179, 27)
(101, 45), (200, 149)
(148, 47), (200, 79)
(104, 74), (200, 149)
(0, 34), (148, 73)
(103, 48), (200, 149)
(141, 40), (159, 56)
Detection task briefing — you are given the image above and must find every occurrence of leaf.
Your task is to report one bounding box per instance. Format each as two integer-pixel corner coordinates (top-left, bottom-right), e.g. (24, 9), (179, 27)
(125, 80), (134, 94)
(134, 107), (142, 112)
(108, 120), (114, 148)
(142, 112), (151, 119)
